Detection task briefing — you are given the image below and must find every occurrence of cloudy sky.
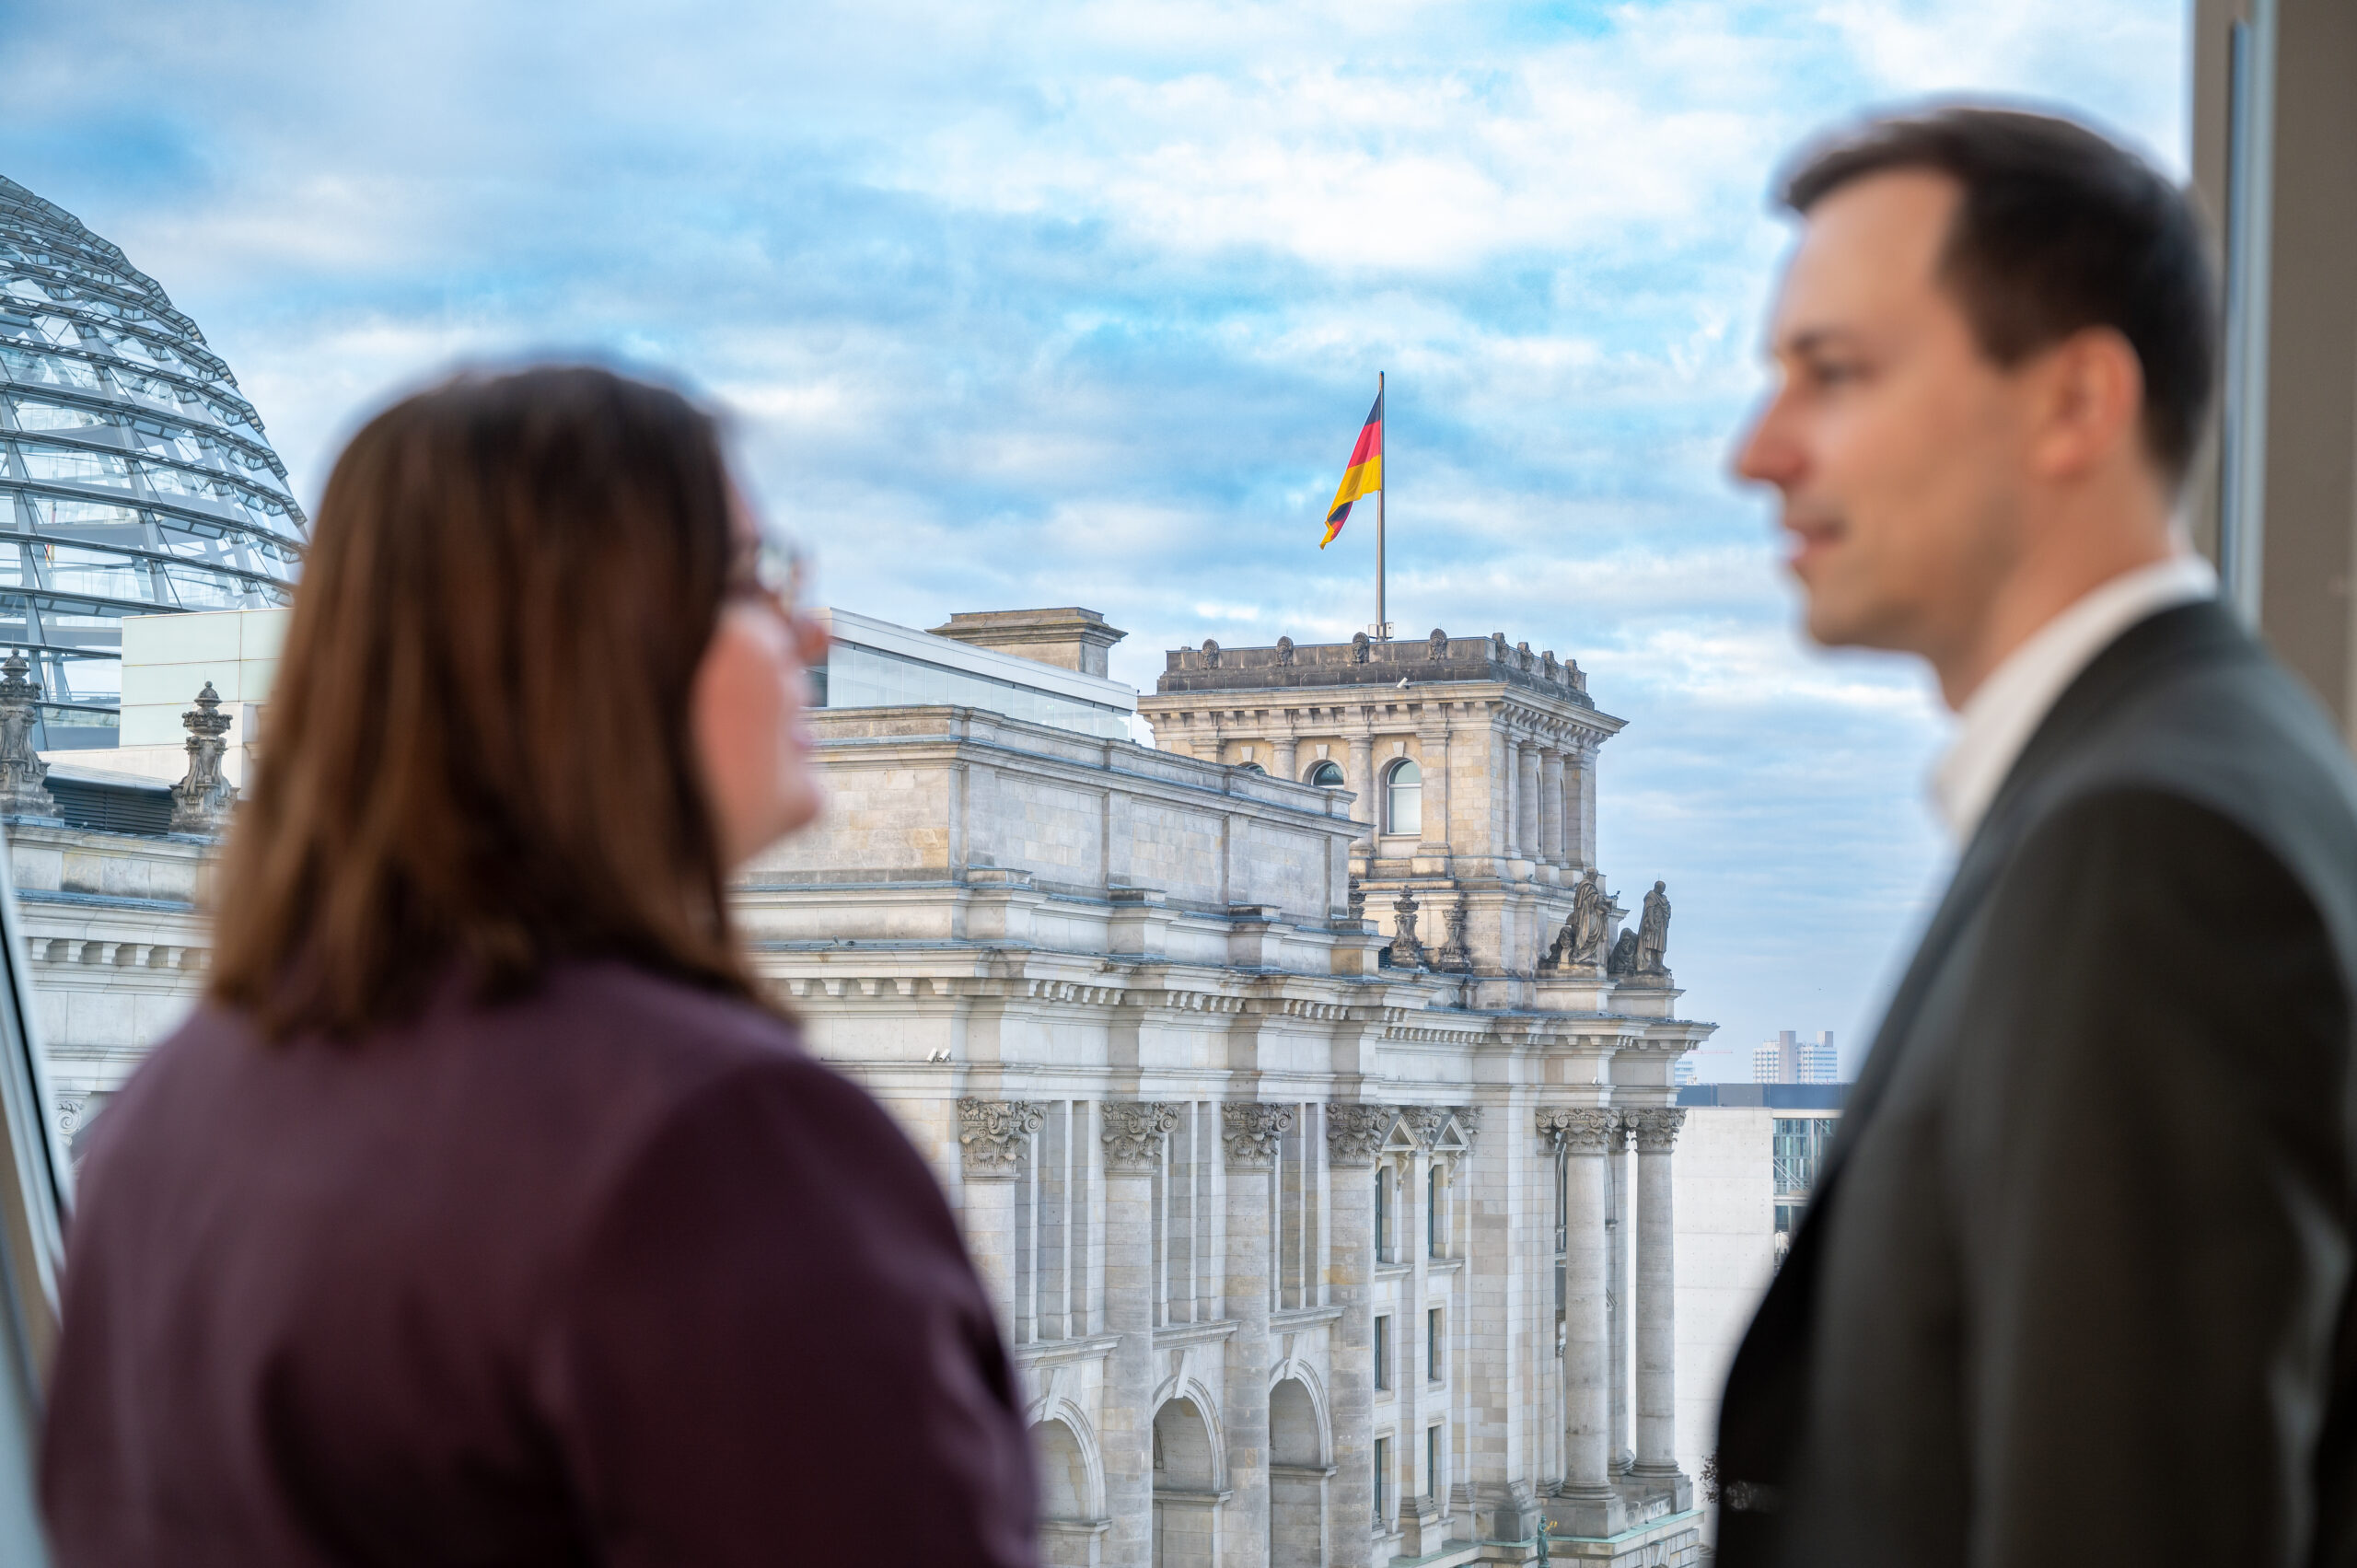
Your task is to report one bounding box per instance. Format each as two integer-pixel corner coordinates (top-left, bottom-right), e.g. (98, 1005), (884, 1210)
(1, 0), (2187, 1079)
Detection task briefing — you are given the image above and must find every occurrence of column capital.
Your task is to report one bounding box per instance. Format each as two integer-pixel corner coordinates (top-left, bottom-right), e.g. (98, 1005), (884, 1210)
(1451, 1104), (1481, 1154)
(1221, 1102), (1295, 1168)
(1626, 1106), (1688, 1153)
(1324, 1102), (1397, 1167)
(1100, 1100), (1180, 1171)
(957, 1097), (1044, 1179)
(1538, 1106), (1623, 1155)
(1401, 1104), (1450, 1152)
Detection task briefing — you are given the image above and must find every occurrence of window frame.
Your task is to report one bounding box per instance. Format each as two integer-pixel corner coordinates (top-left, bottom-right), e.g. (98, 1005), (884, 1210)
(0, 841), (67, 1566)
(1374, 1313), (1392, 1391)
(1381, 755), (1422, 836)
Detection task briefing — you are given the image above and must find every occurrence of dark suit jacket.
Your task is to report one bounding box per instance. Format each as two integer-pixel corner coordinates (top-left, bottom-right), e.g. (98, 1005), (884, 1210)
(1716, 600), (2357, 1568)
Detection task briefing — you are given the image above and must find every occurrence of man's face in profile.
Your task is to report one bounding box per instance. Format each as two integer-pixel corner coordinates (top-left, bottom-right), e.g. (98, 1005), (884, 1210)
(1735, 171), (2031, 656)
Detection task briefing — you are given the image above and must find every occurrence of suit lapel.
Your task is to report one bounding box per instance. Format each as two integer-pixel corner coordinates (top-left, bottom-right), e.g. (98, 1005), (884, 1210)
(1802, 600), (2238, 1213)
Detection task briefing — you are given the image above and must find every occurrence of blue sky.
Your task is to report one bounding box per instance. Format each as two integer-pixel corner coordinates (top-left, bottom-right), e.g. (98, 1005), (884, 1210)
(0, 0), (2188, 1079)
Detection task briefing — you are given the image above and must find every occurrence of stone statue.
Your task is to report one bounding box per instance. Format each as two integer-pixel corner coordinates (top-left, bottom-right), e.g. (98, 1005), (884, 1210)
(168, 681), (238, 835)
(1637, 879), (1672, 974)
(1607, 928), (1638, 976)
(1388, 888), (1428, 970)
(1437, 896), (1474, 973)
(0, 652), (55, 819)
(1566, 869), (1608, 967)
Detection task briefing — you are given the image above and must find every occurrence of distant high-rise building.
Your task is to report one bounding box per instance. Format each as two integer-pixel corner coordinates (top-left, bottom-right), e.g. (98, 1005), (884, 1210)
(1756, 1028), (1841, 1085)
(1672, 1055), (1699, 1086)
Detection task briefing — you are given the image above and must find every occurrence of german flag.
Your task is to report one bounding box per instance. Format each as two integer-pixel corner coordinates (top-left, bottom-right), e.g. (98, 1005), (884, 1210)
(1318, 388), (1383, 548)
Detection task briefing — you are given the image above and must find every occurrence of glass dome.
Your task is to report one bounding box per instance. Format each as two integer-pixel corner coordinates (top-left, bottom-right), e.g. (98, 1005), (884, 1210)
(0, 175), (304, 747)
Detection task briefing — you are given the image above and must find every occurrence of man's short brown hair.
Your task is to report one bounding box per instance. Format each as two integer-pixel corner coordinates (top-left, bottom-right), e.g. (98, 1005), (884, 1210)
(1782, 106), (2217, 485)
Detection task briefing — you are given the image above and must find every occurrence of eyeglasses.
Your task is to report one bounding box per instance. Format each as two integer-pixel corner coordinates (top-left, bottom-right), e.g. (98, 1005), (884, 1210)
(726, 532), (808, 620)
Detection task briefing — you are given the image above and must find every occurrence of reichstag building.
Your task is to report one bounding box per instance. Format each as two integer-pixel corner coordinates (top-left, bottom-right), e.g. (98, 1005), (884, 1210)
(2, 179), (1716, 1568)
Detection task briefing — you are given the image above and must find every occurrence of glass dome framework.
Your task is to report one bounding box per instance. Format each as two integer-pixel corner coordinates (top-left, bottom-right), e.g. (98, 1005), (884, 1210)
(0, 176), (304, 747)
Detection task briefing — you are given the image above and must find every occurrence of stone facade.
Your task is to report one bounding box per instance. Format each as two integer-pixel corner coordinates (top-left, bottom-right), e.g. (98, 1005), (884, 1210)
(6, 619), (1721, 1568)
(1134, 633), (1626, 1011)
(747, 621), (1715, 1567)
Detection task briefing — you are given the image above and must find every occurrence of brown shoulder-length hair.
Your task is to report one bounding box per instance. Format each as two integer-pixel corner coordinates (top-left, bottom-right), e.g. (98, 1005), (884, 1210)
(210, 365), (769, 1040)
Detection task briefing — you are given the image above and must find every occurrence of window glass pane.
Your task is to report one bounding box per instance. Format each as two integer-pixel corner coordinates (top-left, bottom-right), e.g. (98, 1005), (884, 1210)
(1386, 759), (1422, 835)
(8, 399), (106, 432)
(0, 346), (100, 389)
(17, 443), (131, 486)
(26, 498), (142, 546)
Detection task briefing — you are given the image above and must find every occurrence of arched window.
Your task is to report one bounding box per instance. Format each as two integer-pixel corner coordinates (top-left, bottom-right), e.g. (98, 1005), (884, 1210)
(1306, 760), (1345, 787)
(1384, 758), (1422, 836)
(1238, 761), (1267, 775)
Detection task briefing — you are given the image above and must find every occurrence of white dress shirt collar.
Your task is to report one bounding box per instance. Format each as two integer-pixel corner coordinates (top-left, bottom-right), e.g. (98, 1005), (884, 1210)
(1930, 553), (2217, 844)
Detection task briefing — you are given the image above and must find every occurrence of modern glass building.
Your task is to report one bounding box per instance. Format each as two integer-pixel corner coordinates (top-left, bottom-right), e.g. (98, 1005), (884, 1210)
(0, 176), (304, 748)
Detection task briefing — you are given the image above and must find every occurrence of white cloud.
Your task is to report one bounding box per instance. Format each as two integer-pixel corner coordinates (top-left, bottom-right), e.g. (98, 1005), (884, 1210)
(0, 0), (2185, 1074)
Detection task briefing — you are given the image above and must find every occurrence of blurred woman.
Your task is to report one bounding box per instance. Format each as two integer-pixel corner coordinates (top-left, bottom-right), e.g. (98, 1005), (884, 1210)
(40, 366), (1037, 1566)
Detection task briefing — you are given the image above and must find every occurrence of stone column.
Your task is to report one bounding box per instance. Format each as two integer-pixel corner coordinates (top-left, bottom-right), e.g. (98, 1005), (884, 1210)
(1574, 738), (1600, 868)
(1629, 1109), (1686, 1481)
(1562, 749), (1585, 869)
(1326, 1104), (1394, 1568)
(1102, 1102), (1179, 1568)
(1401, 1108), (1446, 1539)
(1495, 730), (1518, 859)
(1347, 732), (1376, 844)
(958, 1098), (1043, 1336)
(1541, 1108), (1624, 1539)
(1224, 1104), (1294, 1568)
(1515, 740), (1541, 866)
(1538, 747), (1566, 866)
(1609, 1132), (1631, 1472)
(1272, 736), (1299, 782)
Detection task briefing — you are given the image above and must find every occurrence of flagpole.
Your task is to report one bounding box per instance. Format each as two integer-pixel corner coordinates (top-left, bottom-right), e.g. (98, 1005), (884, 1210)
(1376, 370), (1387, 640)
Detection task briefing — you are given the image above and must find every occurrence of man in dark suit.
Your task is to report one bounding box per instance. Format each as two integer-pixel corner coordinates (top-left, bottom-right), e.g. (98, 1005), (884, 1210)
(1720, 107), (2357, 1567)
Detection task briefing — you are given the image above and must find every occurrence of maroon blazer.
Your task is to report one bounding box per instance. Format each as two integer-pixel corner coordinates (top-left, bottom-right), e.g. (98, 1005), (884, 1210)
(41, 961), (1038, 1567)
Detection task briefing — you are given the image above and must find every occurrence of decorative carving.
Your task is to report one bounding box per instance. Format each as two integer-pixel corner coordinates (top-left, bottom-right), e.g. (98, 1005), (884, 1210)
(1637, 880), (1672, 975)
(1200, 638), (1220, 668)
(1427, 628), (1448, 659)
(52, 1093), (87, 1139)
(1537, 1107), (1622, 1155)
(1551, 869), (1609, 969)
(1541, 650), (1560, 681)
(1516, 640), (1535, 671)
(1490, 632), (1509, 664)
(1221, 1102), (1295, 1167)
(1402, 1105), (1448, 1151)
(1351, 631), (1372, 664)
(1275, 635), (1295, 667)
(1627, 1106), (1687, 1153)
(168, 681), (238, 835)
(958, 1098), (1044, 1177)
(0, 653), (55, 818)
(1452, 1105), (1482, 1153)
(1324, 1103), (1396, 1167)
(1436, 896), (1474, 973)
(1101, 1101), (1180, 1171)
(1388, 888), (1428, 969)
(1347, 879), (1367, 923)
(1607, 928), (1639, 976)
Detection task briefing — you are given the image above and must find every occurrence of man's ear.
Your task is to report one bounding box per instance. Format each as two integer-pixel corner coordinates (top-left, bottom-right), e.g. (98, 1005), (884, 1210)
(2025, 326), (2145, 483)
